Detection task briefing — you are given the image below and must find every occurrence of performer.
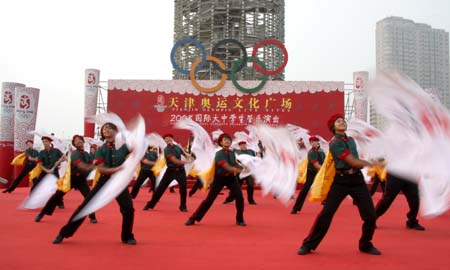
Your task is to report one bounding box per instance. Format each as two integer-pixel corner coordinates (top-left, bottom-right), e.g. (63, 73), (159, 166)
(130, 146), (158, 199)
(3, 140), (39, 193)
(34, 135), (97, 223)
(375, 173), (425, 230)
(297, 114), (381, 255)
(223, 141), (257, 205)
(291, 136), (325, 214)
(52, 123), (136, 245)
(32, 136), (64, 190)
(185, 133), (246, 226)
(143, 134), (192, 212)
(89, 145), (97, 161)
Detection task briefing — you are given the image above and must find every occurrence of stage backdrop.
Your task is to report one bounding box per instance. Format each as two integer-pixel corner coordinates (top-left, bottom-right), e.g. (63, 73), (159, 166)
(108, 80), (344, 144)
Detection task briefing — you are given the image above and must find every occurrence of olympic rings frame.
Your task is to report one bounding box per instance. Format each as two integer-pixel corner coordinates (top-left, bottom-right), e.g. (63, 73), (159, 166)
(171, 38), (288, 93)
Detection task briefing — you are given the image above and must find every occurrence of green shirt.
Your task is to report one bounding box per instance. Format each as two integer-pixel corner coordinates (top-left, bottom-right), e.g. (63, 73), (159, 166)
(142, 149), (158, 170)
(71, 149), (91, 176)
(236, 149), (256, 157)
(38, 148), (63, 169)
(94, 142), (130, 168)
(164, 144), (183, 168)
(308, 147), (325, 171)
(215, 148), (238, 176)
(25, 148), (39, 164)
(329, 133), (359, 170)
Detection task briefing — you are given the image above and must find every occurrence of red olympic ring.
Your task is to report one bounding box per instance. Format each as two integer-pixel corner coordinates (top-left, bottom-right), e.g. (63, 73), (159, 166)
(251, 39), (288, 76)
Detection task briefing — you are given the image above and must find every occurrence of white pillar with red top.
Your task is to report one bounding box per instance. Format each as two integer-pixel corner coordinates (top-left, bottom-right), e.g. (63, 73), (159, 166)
(84, 69), (100, 138)
(0, 82), (25, 186)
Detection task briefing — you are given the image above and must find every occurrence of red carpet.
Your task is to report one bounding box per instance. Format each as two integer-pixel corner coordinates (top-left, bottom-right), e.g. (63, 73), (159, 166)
(1, 187), (449, 270)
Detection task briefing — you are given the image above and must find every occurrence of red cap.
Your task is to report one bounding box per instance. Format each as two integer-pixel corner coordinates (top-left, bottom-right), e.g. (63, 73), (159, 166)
(163, 134), (174, 139)
(309, 136), (319, 142)
(41, 136), (53, 142)
(238, 141), (247, 145)
(72, 135), (84, 147)
(25, 140), (33, 144)
(327, 114), (344, 131)
(217, 133), (232, 146)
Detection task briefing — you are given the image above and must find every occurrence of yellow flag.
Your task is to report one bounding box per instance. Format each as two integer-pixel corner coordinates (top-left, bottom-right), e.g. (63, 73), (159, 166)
(58, 156), (71, 192)
(92, 169), (101, 187)
(11, 152), (26, 166)
(309, 152), (336, 202)
(297, 158), (309, 184)
(188, 167), (199, 177)
(28, 165), (42, 182)
(151, 157), (166, 177)
(367, 164), (387, 182)
(198, 162), (215, 191)
(135, 163), (141, 178)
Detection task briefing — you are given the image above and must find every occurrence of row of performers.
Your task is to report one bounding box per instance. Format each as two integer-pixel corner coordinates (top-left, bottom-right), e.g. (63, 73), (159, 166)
(1, 114), (425, 255)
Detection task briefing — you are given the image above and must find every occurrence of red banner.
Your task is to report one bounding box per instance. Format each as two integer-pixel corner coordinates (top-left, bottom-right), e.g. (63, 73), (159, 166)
(108, 88), (343, 144)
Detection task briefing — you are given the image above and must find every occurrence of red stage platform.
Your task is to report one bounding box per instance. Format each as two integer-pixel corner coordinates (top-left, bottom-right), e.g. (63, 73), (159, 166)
(1, 187), (449, 270)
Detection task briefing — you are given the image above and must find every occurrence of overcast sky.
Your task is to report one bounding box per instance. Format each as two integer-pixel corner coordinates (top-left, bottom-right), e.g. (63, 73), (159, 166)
(1, 0), (449, 139)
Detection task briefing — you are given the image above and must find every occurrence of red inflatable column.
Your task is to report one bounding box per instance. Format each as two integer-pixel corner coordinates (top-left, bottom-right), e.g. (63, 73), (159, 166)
(0, 82), (25, 187)
(13, 87), (40, 187)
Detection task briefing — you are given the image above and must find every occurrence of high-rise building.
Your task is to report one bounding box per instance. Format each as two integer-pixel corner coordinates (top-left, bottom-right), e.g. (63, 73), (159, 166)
(373, 16), (450, 129)
(172, 0), (285, 81)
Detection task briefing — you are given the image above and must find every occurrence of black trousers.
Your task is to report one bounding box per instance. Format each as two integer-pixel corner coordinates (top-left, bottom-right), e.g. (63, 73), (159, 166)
(39, 176), (96, 220)
(292, 170), (316, 212)
(189, 177), (203, 196)
(225, 175), (256, 203)
(302, 171), (377, 250)
(58, 175), (135, 242)
(145, 167), (187, 209)
(130, 169), (156, 199)
(370, 175), (386, 196)
(190, 174), (244, 223)
(375, 173), (420, 224)
(5, 163), (35, 192)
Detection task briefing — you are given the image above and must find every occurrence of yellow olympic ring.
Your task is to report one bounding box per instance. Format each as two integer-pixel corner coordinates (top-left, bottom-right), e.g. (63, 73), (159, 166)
(190, 55), (227, 93)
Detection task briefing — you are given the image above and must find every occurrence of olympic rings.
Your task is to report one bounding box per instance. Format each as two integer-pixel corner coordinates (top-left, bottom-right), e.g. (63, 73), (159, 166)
(211, 39), (247, 75)
(171, 38), (207, 75)
(251, 39), (288, 76)
(231, 57), (268, 94)
(190, 55), (227, 93)
(171, 38), (288, 93)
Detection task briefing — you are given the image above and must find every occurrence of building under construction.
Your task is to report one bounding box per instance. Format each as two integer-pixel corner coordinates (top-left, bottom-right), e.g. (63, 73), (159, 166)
(173, 0), (285, 81)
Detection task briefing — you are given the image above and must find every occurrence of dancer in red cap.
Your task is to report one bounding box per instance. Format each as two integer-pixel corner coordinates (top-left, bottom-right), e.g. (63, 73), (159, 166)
(291, 136), (325, 214)
(130, 145), (158, 199)
(34, 135), (98, 223)
(223, 141), (257, 205)
(52, 123), (136, 245)
(143, 134), (192, 212)
(3, 140), (39, 193)
(185, 133), (246, 226)
(32, 136), (65, 192)
(297, 114), (381, 255)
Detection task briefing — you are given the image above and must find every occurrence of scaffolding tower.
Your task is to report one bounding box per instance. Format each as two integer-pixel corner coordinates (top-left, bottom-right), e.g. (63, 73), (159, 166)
(173, 0), (285, 81)
(344, 83), (355, 120)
